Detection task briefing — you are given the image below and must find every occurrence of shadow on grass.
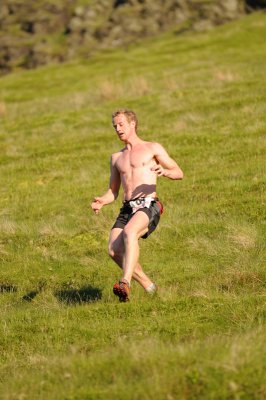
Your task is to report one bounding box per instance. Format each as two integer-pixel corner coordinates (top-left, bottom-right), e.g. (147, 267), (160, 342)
(0, 283), (18, 293)
(54, 286), (102, 305)
(22, 291), (39, 302)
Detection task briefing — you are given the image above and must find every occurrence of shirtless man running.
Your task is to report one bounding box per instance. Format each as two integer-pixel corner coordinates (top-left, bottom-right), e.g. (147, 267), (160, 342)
(91, 109), (183, 302)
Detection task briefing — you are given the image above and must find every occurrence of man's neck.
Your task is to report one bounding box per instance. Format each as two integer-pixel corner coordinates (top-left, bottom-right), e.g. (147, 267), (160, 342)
(125, 133), (142, 149)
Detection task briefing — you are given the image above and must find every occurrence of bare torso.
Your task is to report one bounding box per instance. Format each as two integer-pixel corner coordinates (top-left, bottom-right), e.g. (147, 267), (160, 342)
(113, 141), (158, 200)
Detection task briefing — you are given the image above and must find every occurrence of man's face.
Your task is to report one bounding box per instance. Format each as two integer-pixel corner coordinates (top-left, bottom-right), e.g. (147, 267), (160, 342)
(113, 114), (134, 142)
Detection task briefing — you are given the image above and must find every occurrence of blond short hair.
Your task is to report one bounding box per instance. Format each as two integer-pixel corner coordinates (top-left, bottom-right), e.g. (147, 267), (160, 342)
(112, 109), (138, 131)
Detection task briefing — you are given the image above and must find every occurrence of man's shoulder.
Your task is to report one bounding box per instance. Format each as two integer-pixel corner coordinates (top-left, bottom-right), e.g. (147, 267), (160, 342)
(111, 149), (124, 162)
(143, 141), (163, 152)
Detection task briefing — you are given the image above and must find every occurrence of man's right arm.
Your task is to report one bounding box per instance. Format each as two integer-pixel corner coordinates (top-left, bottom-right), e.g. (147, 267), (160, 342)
(91, 154), (121, 214)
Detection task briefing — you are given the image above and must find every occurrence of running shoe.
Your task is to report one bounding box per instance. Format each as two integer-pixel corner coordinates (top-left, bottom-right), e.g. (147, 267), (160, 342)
(113, 279), (130, 302)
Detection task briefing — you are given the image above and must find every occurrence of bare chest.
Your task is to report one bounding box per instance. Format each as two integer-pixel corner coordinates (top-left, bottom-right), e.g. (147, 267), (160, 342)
(116, 147), (154, 173)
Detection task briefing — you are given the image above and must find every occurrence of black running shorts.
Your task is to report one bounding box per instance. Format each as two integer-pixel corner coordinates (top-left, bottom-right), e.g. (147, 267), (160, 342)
(112, 199), (162, 239)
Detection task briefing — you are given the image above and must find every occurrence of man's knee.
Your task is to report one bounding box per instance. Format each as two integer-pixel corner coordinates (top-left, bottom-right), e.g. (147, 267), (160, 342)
(123, 226), (138, 243)
(108, 243), (122, 260)
(108, 243), (116, 258)
(108, 246), (114, 259)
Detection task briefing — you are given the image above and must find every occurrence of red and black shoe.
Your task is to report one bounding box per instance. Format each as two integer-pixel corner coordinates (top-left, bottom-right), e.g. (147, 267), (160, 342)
(113, 279), (130, 302)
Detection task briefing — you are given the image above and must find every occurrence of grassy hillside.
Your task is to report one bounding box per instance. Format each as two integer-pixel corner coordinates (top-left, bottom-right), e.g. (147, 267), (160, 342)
(0, 11), (265, 400)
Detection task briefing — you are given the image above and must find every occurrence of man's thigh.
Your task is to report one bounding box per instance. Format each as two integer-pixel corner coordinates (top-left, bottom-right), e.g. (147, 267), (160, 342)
(124, 210), (149, 238)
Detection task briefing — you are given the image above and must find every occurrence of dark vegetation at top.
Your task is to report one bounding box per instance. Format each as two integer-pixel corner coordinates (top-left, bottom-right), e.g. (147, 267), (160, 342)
(0, 0), (264, 74)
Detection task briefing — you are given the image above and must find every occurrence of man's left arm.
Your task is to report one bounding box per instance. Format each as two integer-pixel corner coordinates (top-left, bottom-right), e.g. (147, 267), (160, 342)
(151, 143), (183, 180)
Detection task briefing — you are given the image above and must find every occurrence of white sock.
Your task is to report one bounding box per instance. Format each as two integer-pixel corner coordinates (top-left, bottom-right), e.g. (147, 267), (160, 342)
(145, 283), (157, 293)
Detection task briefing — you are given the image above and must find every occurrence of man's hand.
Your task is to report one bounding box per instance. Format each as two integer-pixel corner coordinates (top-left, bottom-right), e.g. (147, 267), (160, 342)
(151, 164), (165, 177)
(91, 197), (104, 214)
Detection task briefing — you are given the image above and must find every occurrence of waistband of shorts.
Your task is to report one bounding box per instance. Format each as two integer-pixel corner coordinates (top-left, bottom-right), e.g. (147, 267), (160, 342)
(123, 196), (158, 205)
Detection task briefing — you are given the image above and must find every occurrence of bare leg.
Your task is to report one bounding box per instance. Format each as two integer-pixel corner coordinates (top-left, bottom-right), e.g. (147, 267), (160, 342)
(108, 227), (153, 289)
(122, 211), (150, 285)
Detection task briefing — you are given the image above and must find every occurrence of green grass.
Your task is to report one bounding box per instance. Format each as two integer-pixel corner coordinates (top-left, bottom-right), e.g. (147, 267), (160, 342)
(0, 11), (265, 400)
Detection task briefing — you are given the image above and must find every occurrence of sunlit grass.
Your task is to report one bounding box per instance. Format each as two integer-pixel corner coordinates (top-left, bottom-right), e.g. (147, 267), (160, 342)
(0, 11), (265, 400)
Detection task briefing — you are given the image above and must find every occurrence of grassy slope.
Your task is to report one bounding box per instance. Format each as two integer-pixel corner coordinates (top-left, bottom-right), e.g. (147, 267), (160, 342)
(0, 11), (265, 400)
